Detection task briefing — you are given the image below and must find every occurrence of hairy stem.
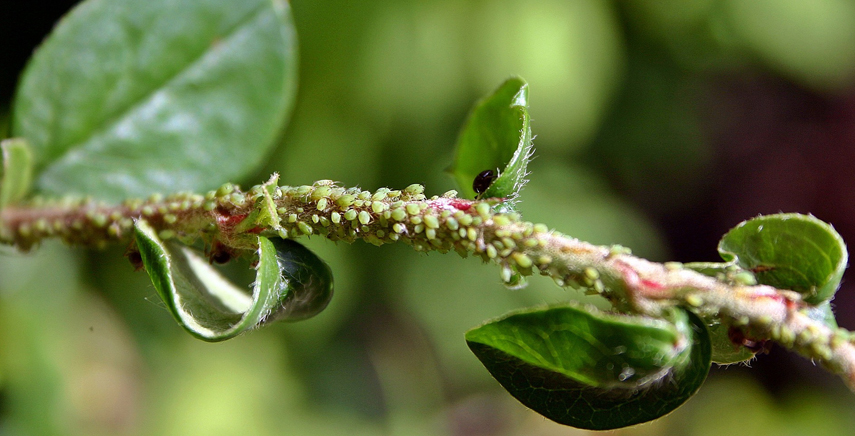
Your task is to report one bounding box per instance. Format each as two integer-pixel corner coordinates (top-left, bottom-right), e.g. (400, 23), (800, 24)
(2, 177), (855, 390)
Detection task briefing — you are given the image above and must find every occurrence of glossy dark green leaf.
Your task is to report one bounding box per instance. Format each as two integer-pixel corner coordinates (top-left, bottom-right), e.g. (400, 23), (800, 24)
(466, 304), (711, 430)
(264, 238), (334, 323)
(448, 77), (533, 208)
(0, 138), (33, 209)
(12, 0), (298, 202)
(718, 214), (848, 304)
(134, 220), (334, 341)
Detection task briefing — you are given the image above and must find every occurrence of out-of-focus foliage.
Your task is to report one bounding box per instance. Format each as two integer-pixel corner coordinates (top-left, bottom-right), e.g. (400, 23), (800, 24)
(2, 0), (855, 435)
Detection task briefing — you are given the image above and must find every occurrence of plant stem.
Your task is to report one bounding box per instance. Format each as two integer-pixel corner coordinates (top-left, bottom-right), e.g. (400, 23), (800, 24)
(2, 177), (855, 390)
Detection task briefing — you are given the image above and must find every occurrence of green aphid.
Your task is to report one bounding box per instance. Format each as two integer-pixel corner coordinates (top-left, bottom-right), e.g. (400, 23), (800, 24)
(584, 267), (599, 280)
(492, 215), (510, 226)
(371, 201), (386, 214)
(344, 209), (358, 221)
(475, 202), (491, 219)
(685, 295), (703, 307)
(34, 219), (48, 233)
(92, 213), (108, 228)
(734, 271), (757, 286)
(500, 267), (513, 283)
(336, 195), (355, 208)
(358, 210), (371, 225)
(425, 228), (437, 240)
(424, 215), (439, 229)
(445, 217), (459, 231)
(298, 222), (313, 235)
(467, 228), (477, 241)
(391, 208), (407, 221)
(404, 184), (425, 195)
(331, 212), (341, 224)
(316, 198), (329, 211)
(406, 203), (420, 215)
(295, 185), (312, 197)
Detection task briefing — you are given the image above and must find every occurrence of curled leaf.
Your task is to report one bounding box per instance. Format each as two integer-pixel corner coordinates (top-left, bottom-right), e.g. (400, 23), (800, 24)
(264, 238), (334, 323)
(448, 77), (533, 210)
(466, 304), (711, 430)
(718, 213), (848, 304)
(133, 220), (333, 341)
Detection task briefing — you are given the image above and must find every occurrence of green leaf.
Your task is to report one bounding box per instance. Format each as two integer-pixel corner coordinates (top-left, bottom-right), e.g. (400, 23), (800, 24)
(448, 77), (533, 208)
(265, 238), (334, 323)
(707, 323), (758, 364)
(1, 138), (34, 209)
(466, 305), (711, 430)
(718, 213), (848, 305)
(133, 220), (333, 341)
(12, 0), (298, 203)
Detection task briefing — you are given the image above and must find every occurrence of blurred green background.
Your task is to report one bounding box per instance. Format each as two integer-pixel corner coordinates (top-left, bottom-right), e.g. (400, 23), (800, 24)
(3, 0), (855, 434)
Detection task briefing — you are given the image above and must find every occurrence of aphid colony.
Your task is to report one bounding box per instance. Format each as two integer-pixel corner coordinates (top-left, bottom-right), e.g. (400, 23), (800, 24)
(3, 177), (620, 299)
(263, 180), (567, 285)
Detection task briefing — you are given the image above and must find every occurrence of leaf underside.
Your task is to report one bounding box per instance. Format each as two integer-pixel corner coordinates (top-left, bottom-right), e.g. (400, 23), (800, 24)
(467, 305), (711, 430)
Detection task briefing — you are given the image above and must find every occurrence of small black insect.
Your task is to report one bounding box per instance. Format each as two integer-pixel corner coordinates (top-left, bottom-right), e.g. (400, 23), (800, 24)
(473, 169), (497, 196)
(126, 249), (144, 271)
(208, 242), (233, 264)
(210, 250), (232, 265)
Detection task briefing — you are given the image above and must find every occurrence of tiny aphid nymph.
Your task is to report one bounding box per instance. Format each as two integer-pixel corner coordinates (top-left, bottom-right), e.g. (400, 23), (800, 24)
(473, 169), (497, 195)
